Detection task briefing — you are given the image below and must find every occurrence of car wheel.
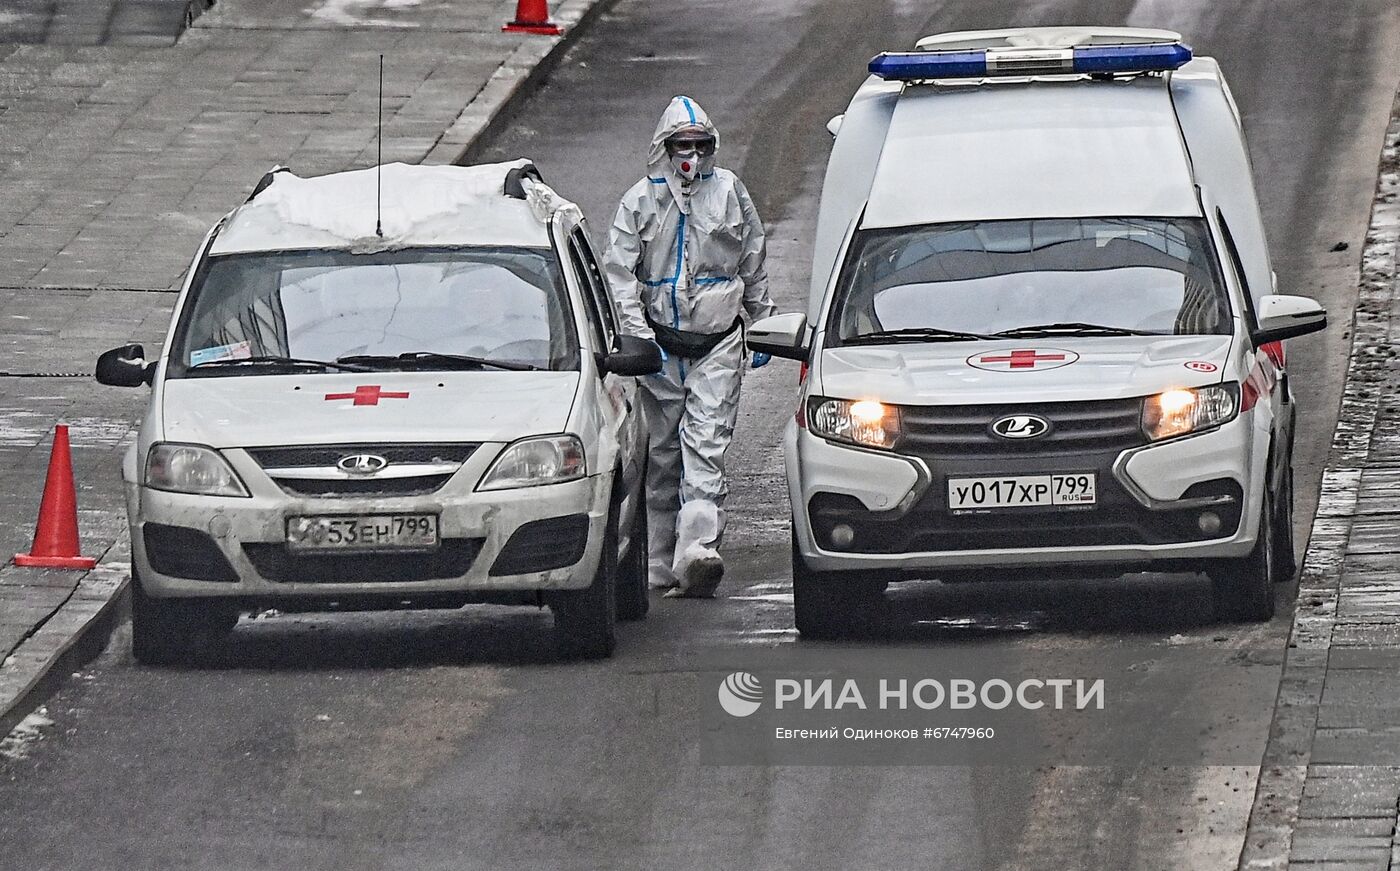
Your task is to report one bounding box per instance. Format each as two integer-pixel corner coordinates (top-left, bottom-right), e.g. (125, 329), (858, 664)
(1271, 460), (1298, 584)
(1209, 487), (1276, 623)
(791, 528), (886, 640)
(615, 481), (650, 622)
(130, 571), (237, 666)
(553, 506), (618, 659)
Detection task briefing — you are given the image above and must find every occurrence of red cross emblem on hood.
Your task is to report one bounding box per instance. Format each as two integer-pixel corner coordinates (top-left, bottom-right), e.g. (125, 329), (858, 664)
(324, 385), (410, 406)
(967, 349), (1079, 372)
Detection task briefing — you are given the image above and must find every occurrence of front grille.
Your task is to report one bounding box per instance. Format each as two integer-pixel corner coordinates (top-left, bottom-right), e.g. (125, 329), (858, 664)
(245, 443), (478, 468)
(808, 470), (1243, 555)
(245, 443), (476, 499)
(898, 398), (1146, 458)
(143, 523), (238, 582)
(490, 515), (590, 576)
(243, 539), (484, 583)
(273, 475), (453, 498)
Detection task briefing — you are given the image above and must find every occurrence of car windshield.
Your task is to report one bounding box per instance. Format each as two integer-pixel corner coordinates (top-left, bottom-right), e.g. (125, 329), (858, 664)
(170, 246), (577, 377)
(829, 218), (1232, 344)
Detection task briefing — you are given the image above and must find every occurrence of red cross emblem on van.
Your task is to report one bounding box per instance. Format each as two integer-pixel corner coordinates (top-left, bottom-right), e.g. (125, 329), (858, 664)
(967, 349), (1079, 372)
(324, 385), (410, 406)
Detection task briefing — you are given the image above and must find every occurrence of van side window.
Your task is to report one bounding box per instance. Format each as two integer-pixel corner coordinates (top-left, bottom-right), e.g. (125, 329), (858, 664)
(569, 227), (619, 350)
(567, 233), (610, 353)
(1215, 209), (1260, 331)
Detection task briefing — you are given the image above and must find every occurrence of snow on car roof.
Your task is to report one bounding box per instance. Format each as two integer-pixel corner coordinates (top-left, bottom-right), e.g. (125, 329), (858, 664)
(861, 75), (1200, 229)
(210, 159), (563, 255)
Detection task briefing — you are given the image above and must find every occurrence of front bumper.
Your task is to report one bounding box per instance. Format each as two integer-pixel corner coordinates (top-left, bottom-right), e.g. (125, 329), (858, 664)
(127, 457), (610, 599)
(788, 413), (1263, 573)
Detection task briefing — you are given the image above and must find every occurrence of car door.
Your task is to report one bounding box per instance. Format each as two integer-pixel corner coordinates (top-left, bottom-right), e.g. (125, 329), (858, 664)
(565, 223), (644, 504)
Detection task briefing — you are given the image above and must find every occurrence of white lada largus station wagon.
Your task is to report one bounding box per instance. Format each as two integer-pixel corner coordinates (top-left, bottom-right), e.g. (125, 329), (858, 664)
(747, 28), (1328, 638)
(97, 160), (660, 662)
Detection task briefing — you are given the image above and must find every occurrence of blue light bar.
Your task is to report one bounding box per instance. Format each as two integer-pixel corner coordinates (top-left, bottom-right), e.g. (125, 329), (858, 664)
(1073, 43), (1194, 74)
(868, 42), (1193, 81)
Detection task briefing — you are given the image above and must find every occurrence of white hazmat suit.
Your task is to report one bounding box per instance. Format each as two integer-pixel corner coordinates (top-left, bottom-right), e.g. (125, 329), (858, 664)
(604, 96), (776, 596)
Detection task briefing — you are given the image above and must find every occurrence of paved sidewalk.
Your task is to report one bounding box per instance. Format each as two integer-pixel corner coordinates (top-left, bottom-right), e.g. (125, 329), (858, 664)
(0, 0), (606, 728)
(0, 0), (211, 47)
(1240, 92), (1400, 870)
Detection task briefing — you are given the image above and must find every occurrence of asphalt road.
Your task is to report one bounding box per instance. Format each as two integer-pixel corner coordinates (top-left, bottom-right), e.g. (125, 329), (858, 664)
(2, 1), (1399, 869)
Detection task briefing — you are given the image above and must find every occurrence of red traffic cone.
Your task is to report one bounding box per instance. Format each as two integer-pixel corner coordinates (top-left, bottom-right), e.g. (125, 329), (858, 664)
(503, 0), (562, 35)
(13, 425), (97, 570)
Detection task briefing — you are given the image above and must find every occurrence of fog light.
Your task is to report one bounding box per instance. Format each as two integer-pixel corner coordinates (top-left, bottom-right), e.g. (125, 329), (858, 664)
(829, 524), (856, 549)
(1197, 511), (1222, 536)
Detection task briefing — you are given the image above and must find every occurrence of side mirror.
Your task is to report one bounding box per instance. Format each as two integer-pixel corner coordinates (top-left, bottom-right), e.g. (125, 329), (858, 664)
(1252, 295), (1327, 345)
(747, 313), (810, 361)
(826, 115), (845, 139)
(600, 334), (663, 377)
(96, 343), (154, 387)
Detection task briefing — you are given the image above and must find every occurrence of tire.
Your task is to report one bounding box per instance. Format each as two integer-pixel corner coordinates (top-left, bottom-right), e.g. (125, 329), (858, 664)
(553, 506), (618, 659)
(791, 528), (886, 640)
(1271, 460), (1298, 584)
(130, 571), (237, 666)
(1209, 487), (1277, 623)
(615, 484), (650, 622)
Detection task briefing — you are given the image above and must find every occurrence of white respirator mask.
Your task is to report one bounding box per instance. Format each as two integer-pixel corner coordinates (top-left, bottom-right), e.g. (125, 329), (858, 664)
(665, 133), (716, 183)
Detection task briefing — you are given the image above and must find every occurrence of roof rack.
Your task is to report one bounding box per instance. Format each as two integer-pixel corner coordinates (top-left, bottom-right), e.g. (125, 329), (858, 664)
(503, 163), (545, 199)
(247, 166), (292, 202)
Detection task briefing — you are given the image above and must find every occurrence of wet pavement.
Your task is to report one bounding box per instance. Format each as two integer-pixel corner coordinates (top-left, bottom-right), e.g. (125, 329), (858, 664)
(0, 0), (1399, 869)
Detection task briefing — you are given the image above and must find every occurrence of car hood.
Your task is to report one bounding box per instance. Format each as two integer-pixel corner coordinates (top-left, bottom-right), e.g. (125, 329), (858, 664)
(817, 335), (1235, 405)
(160, 371), (579, 446)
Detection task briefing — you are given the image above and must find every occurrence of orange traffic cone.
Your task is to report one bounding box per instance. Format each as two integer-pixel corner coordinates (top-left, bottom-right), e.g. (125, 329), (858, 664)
(13, 425), (97, 570)
(503, 0), (562, 35)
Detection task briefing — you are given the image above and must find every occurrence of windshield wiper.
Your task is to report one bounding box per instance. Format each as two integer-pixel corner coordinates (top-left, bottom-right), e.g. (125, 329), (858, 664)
(191, 355), (371, 373)
(845, 327), (991, 345)
(991, 322), (1156, 338)
(336, 351), (539, 372)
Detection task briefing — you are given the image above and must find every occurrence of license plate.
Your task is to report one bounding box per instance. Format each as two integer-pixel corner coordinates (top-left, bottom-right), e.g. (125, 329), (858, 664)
(286, 514), (440, 551)
(947, 474), (1097, 512)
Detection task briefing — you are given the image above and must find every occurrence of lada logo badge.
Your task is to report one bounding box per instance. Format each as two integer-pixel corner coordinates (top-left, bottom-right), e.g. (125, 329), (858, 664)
(990, 415), (1052, 440)
(337, 454), (389, 475)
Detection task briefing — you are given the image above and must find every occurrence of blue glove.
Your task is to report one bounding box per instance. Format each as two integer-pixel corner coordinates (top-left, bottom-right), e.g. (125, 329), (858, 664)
(751, 351), (772, 369)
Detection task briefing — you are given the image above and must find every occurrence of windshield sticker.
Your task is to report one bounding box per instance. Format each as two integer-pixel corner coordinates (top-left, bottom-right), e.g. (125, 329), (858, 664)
(967, 349), (1079, 372)
(190, 341), (252, 366)
(1185, 360), (1219, 372)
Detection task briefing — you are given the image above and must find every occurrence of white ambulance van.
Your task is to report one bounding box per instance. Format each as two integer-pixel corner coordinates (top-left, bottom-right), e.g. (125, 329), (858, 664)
(747, 28), (1328, 637)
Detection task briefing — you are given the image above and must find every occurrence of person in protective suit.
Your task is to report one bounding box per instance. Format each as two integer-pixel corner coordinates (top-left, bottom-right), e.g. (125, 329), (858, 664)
(604, 95), (776, 598)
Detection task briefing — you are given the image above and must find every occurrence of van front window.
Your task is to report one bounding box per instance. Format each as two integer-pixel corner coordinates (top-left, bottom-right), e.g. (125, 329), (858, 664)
(170, 246), (577, 376)
(830, 217), (1232, 344)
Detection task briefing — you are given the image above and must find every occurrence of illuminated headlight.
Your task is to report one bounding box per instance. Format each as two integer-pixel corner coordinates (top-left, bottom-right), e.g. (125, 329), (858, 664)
(1142, 383), (1239, 441)
(808, 397), (901, 449)
(477, 434), (586, 491)
(145, 443), (249, 497)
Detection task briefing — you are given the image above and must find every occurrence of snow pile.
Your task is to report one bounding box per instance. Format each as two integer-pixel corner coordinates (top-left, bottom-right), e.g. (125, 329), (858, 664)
(0, 707), (55, 761)
(213, 159), (574, 254)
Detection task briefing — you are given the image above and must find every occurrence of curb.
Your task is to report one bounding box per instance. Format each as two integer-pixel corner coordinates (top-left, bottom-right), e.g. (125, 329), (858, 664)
(0, 558), (130, 739)
(424, 0), (620, 167)
(1238, 89), (1400, 869)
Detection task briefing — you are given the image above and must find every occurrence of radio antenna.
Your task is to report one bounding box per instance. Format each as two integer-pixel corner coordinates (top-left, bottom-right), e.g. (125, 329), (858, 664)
(375, 54), (384, 238)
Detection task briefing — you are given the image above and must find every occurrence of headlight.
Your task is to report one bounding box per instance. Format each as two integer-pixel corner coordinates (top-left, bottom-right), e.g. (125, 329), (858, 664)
(145, 443), (249, 496)
(807, 397), (901, 449)
(477, 434), (586, 491)
(1142, 383), (1239, 441)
